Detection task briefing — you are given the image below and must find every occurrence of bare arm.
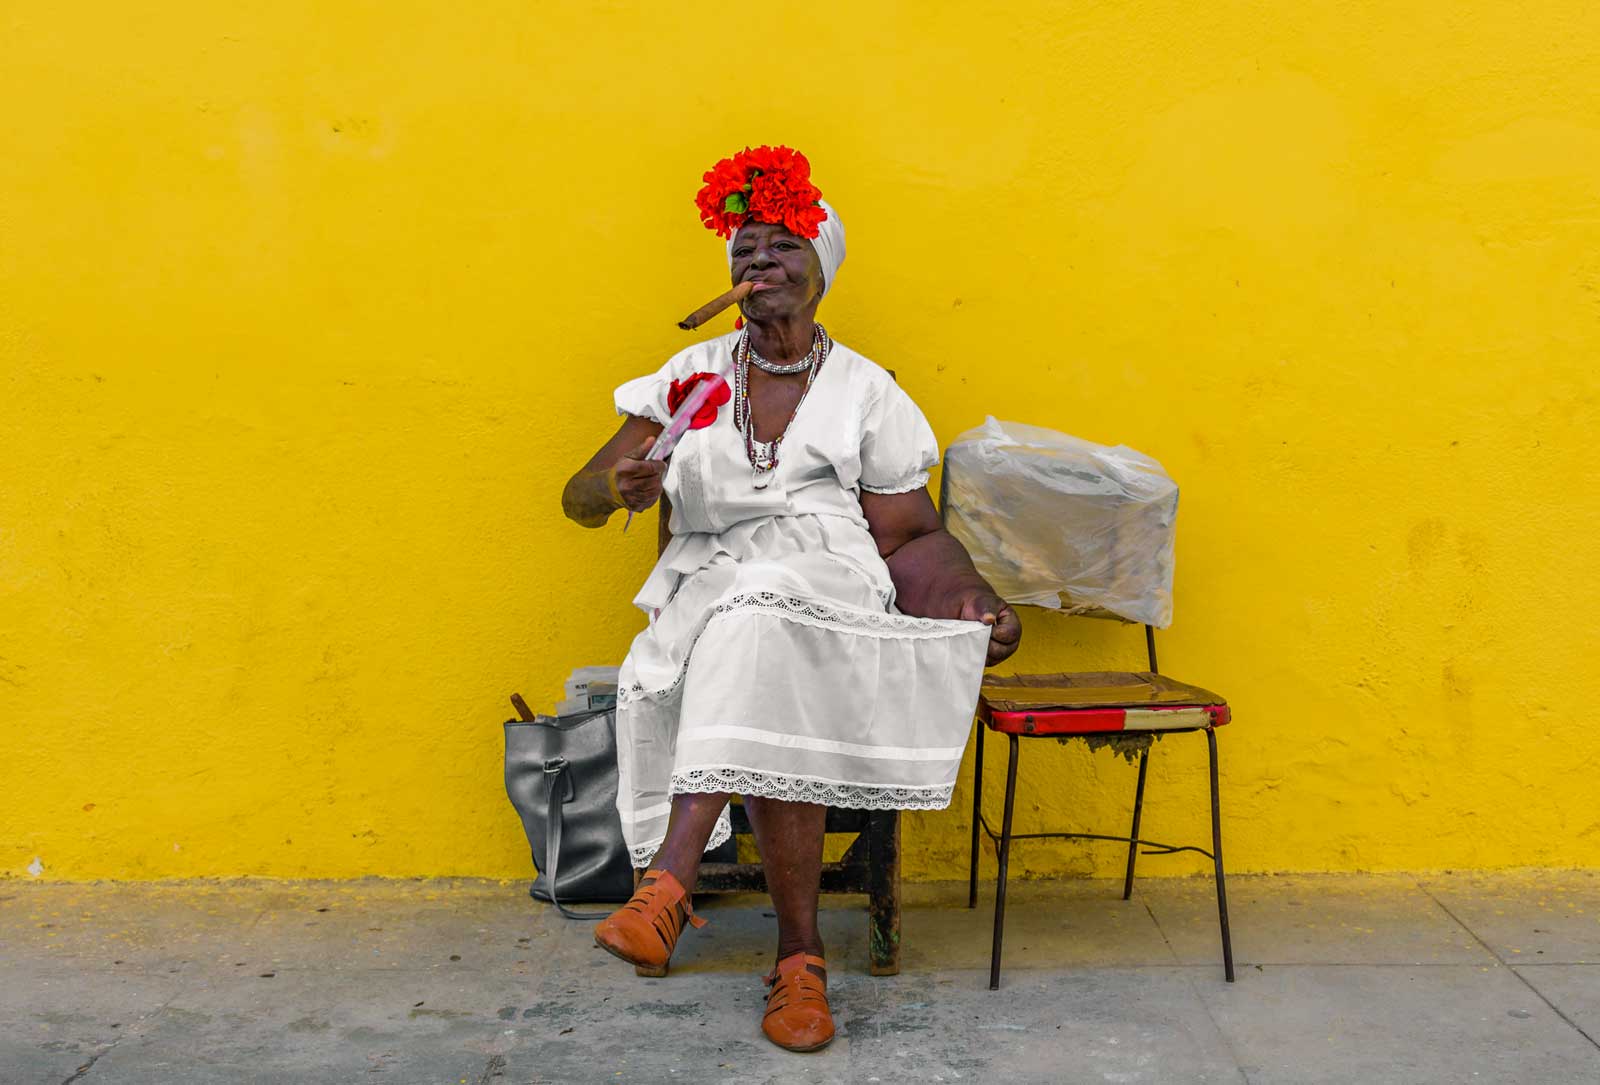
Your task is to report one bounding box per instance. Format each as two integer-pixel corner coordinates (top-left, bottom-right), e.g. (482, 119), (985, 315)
(862, 487), (1021, 666)
(562, 414), (667, 528)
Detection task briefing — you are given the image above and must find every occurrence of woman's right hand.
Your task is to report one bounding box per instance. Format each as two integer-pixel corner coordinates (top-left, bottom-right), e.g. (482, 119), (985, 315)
(611, 436), (667, 512)
(563, 414), (666, 527)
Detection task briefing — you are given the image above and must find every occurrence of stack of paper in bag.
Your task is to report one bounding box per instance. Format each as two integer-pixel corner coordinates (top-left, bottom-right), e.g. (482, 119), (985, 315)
(553, 665), (620, 716)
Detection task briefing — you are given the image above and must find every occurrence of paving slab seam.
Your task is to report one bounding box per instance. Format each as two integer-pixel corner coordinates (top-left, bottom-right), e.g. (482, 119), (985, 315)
(47, 899), (240, 1085)
(1420, 882), (1600, 1053)
(1137, 894), (1184, 967)
(1141, 896), (1253, 1084)
(1211, 961), (1519, 969)
(245, 903), (271, 932)
(54, 972), (188, 1085)
(476, 1052), (507, 1083)
(58, 1036), (119, 1085)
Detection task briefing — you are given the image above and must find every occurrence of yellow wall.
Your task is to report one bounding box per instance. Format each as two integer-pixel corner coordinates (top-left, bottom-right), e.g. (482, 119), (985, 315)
(4, 2), (1598, 881)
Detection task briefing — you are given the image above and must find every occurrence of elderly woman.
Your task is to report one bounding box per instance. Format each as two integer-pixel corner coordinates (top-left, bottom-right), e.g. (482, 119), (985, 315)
(562, 146), (1020, 1052)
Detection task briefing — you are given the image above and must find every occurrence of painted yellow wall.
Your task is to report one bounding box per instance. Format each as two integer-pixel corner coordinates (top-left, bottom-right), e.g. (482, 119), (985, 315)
(4, 2), (1598, 882)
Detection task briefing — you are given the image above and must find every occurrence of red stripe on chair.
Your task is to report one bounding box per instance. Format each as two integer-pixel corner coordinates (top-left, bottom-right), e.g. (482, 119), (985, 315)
(985, 707), (1126, 735)
(983, 702), (1229, 736)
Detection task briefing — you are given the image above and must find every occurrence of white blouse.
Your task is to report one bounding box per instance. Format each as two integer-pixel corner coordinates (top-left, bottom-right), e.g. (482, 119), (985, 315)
(614, 330), (942, 613)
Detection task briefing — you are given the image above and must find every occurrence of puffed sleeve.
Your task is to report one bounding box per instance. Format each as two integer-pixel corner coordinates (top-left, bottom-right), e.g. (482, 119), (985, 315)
(613, 363), (672, 426)
(858, 379), (940, 494)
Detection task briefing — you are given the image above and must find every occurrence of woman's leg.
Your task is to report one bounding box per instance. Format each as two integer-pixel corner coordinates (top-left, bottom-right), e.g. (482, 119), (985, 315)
(746, 797), (834, 1052)
(742, 796), (828, 964)
(650, 792), (730, 889)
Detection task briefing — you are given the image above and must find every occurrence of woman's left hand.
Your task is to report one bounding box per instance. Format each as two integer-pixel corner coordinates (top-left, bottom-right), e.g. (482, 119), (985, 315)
(953, 589), (1022, 667)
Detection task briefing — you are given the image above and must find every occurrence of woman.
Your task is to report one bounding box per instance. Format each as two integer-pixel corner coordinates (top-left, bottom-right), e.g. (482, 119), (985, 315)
(562, 146), (1020, 1052)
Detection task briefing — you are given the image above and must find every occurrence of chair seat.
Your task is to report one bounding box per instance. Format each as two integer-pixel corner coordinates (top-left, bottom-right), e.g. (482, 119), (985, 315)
(979, 671), (1230, 736)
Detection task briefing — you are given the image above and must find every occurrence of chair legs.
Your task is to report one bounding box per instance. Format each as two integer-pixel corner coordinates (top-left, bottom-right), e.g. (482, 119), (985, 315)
(977, 727), (1235, 988)
(1121, 749), (1150, 900)
(988, 735), (1021, 990)
(1208, 728), (1235, 982)
(968, 719), (985, 909)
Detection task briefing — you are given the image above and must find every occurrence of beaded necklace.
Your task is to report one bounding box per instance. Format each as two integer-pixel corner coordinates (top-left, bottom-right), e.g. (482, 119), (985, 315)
(733, 323), (831, 489)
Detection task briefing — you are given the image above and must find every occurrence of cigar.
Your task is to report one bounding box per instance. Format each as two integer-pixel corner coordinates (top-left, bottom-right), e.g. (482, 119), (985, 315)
(678, 281), (756, 330)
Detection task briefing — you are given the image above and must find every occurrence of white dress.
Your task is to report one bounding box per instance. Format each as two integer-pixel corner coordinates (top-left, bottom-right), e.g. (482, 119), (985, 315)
(612, 330), (991, 869)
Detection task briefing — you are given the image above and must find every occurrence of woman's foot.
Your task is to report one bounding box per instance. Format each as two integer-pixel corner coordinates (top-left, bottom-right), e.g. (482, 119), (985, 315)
(761, 952), (834, 1052)
(592, 869), (705, 977)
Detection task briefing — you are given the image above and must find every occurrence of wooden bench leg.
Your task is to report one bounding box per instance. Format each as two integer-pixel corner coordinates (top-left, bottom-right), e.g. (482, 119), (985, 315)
(867, 809), (901, 976)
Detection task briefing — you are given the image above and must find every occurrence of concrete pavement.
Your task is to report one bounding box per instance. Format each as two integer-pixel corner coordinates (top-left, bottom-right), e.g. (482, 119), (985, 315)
(3, 871), (1597, 1083)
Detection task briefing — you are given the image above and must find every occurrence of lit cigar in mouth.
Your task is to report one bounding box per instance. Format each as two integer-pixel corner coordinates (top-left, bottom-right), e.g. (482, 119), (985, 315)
(677, 280), (759, 330)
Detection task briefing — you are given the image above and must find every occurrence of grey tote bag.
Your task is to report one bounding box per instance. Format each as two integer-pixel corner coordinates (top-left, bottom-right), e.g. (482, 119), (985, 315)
(504, 709), (635, 917)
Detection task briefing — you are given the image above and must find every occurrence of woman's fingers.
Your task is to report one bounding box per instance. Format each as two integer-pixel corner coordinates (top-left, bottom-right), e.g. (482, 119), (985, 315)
(615, 459), (666, 485)
(951, 592), (1022, 664)
(993, 604), (1021, 644)
(985, 604), (1022, 666)
(613, 455), (666, 511)
(956, 594), (990, 624)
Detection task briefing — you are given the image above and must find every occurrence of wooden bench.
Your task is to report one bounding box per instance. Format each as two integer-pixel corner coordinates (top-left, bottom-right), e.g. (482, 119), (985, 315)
(695, 804), (902, 975)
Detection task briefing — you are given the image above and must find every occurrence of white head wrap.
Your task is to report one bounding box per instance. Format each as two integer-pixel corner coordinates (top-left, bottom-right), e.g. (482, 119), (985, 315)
(726, 199), (846, 298)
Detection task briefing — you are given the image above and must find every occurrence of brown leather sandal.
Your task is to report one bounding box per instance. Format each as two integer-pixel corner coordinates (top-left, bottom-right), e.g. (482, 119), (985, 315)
(762, 952), (834, 1052)
(592, 869), (705, 977)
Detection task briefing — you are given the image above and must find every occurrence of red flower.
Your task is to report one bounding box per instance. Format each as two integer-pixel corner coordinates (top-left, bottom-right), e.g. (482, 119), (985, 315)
(752, 172), (825, 237)
(666, 372), (731, 430)
(692, 145), (825, 240)
(741, 144), (811, 183)
(695, 157), (751, 238)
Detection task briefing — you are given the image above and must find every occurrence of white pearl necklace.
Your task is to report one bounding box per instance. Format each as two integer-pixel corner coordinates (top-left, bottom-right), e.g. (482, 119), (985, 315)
(743, 325), (826, 375)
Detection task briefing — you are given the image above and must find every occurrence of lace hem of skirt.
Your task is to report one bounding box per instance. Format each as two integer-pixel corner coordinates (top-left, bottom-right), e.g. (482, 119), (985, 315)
(670, 766), (955, 811)
(619, 590), (978, 706)
(628, 811), (733, 870)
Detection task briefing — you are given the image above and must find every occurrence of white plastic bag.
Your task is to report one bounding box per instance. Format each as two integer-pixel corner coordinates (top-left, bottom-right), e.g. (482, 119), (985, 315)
(941, 417), (1178, 627)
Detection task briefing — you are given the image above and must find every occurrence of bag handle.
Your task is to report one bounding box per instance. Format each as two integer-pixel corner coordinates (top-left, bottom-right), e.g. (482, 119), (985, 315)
(541, 757), (611, 920)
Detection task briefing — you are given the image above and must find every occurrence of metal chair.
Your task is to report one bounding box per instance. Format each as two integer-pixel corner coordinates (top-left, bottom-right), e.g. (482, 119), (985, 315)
(968, 629), (1235, 988)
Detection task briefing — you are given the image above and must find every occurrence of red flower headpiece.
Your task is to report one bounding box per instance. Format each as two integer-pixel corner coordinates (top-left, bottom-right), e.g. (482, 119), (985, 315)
(694, 145), (826, 241)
